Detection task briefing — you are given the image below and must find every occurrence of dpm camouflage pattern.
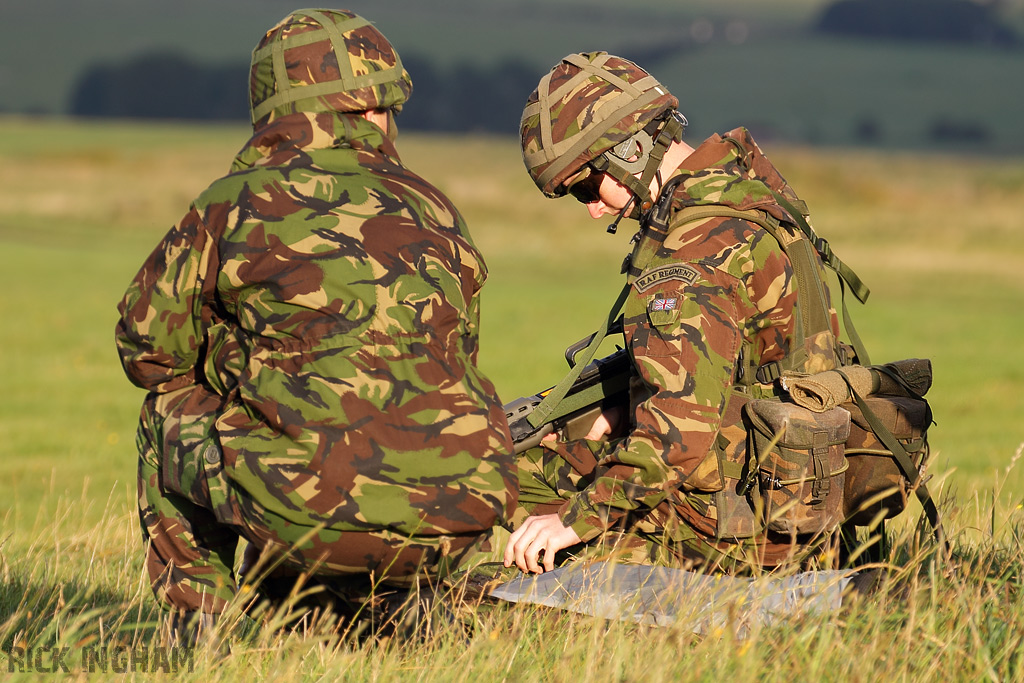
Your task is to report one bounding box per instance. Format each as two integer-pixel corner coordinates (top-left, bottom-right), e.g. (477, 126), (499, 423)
(512, 429), (732, 570)
(117, 110), (517, 610)
(136, 386), (240, 612)
(136, 383), (500, 612)
(538, 128), (843, 568)
(249, 9), (412, 125)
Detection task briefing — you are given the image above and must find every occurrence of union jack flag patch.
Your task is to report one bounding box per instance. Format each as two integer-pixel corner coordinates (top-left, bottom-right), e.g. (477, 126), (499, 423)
(650, 298), (678, 311)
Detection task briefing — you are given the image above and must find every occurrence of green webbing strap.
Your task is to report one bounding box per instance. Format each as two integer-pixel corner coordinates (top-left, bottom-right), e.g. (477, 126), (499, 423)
(526, 283), (630, 430)
(836, 371), (948, 555)
(837, 276), (871, 366)
(768, 190), (873, 364)
(777, 220), (834, 345)
(769, 190), (870, 305)
(528, 191), (686, 432)
(668, 205), (835, 366)
(532, 87), (666, 193)
(533, 364), (632, 427)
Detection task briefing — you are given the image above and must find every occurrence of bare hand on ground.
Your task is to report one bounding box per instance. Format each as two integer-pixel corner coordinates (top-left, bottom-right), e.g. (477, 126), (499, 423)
(503, 514), (582, 573)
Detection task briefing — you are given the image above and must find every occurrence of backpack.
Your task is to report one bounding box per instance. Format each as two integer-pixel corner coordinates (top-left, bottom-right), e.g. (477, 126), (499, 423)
(660, 196), (942, 563)
(505, 145), (944, 565)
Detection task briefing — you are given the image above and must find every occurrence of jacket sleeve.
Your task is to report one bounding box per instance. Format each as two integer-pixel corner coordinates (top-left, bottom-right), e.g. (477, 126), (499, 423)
(557, 221), (795, 541)
(115, 205), (219, 394)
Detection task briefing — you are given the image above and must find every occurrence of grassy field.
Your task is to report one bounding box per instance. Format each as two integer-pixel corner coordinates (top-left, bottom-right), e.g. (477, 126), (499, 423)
(0, 117), (1022, 680)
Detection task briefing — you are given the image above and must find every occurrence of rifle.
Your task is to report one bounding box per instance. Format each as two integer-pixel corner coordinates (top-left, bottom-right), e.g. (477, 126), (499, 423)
(503, 188), (669, 454)
(504, 325), (632, 454)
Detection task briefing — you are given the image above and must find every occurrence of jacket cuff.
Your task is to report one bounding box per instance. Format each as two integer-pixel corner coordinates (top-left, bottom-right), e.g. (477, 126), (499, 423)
(558, 494), (614, 544)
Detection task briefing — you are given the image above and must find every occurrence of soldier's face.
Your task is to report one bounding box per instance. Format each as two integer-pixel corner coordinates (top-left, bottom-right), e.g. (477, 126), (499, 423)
(583, 173), (632, 219)
(564, 170), (632, 219)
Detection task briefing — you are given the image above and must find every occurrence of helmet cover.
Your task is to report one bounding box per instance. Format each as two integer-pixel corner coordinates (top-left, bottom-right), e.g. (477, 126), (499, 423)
(520, 52), (678, 198)
(249, 8), (412, 125)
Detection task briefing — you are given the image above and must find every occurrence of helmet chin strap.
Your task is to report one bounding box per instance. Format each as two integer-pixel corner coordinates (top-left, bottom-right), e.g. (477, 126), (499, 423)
(605, 195), (635, 234)
(592, 111), (688, 230)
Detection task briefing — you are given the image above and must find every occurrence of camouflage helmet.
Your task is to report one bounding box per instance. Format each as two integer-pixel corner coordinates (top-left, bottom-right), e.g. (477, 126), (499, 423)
(249, 9), (412, 126)
(520, 52), (682, 211)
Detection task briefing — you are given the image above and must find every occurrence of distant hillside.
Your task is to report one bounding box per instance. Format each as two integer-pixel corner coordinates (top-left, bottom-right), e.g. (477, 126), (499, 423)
(1, 0), (828, 115)
(819, 0), (1018, 44)
(3, 0), (1024, 153)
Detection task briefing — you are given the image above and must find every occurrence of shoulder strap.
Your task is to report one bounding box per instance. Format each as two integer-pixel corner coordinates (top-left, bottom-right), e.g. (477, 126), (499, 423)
(770, 191), (870, 305)
(669, 199), (874, 373)
(664, 204), (841, 379)
(768, 190), (871, 365)
(717, 133), (870, 365)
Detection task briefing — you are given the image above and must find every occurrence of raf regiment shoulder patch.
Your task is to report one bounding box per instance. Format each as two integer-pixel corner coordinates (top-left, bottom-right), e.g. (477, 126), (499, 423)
(634, 264), (699, 294)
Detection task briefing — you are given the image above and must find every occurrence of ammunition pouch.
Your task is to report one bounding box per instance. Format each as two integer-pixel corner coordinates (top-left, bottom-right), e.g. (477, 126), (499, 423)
(841, 394), (931, 526)
(746, 400), (850, 535)
(677, 360), (933, 543)
(678, 391), (850, 541)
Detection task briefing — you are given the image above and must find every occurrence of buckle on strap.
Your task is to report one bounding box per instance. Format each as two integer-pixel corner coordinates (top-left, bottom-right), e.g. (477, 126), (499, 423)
(755, 362), (782, 385)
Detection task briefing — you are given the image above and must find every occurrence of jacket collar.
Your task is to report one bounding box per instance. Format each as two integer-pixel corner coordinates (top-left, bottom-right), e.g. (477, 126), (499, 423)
(230, 111), (397, 172)
(665, 127), (789, 218)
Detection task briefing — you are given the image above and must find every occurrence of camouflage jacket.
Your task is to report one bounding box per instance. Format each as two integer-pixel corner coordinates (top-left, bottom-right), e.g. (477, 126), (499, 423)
(116, 111), (517, 537)
(556, 128), (840, 542)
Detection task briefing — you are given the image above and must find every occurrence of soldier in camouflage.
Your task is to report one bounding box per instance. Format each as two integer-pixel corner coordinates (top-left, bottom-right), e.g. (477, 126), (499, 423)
(504, 52), (843, 574)
(115, 9), (517, 627)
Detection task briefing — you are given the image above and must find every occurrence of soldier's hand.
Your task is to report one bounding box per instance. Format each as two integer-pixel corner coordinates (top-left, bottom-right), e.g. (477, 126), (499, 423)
(503, 514), (582, 574)
(584, 405), (627, 440)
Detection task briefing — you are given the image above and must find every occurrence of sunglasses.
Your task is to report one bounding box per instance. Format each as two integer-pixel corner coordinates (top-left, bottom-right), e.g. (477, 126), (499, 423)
(565, 165), (604, 205)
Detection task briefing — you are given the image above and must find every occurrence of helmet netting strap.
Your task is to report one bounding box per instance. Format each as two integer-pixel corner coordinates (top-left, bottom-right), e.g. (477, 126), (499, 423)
(251, 12), (404, 122)
(535, 69), (556, 173)
(530, 87), (667, 192)
(524, 85), (662, 165)
(525, 51), (665, 188)
(310, 9), (362, 91)
(251, 15), (371, 62)
(561, 53), (659, 100)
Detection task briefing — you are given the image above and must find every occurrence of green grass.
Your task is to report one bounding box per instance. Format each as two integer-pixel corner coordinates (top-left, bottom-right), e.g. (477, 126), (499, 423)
(1, 117), (1022, 680)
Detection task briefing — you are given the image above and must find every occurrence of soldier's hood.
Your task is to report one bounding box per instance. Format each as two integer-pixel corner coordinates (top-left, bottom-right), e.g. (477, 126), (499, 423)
(229, 111), (397, 173)
(666, 127), (800, 223)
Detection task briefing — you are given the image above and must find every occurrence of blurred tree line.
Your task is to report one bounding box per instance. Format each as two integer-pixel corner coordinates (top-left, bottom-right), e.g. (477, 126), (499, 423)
(817, 0), (1018, 45)
(69, 53), (539, 135)
(69, 0), (1017, 133)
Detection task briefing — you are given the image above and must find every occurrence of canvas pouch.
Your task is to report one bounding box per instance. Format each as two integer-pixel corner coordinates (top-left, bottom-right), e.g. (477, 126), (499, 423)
(745, 400), (851, 535)
(841, 394), (930, 526)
